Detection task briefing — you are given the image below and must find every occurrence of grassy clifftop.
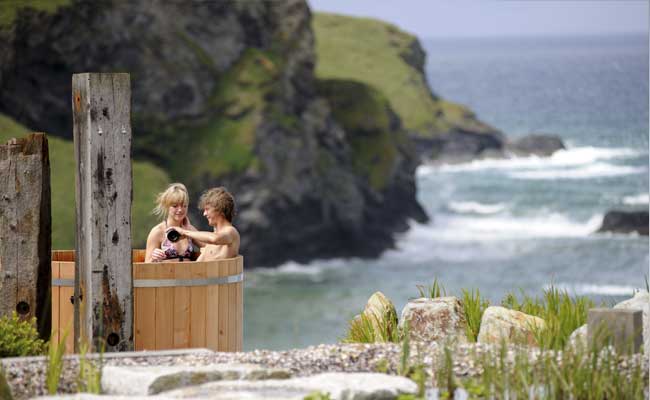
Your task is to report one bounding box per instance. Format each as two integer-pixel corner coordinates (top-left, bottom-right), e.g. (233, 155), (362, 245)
(0, 114), (170, 249)
(313, 12), (495, 137)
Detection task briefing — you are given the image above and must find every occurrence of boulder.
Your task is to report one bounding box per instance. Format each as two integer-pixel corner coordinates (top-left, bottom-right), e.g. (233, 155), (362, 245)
(162, 372), (418, 400)
(506, 134), (565, 157)
(568, 291), (649, 354)
(363, 292), (398, 342)
(597, 210), (649, 236)
(567, 324), (588, 350)
(101, 364), (291, 396)
(399, 297), (468, 344)
(614, 291), (649, 354)
(477, 306), (545, 346)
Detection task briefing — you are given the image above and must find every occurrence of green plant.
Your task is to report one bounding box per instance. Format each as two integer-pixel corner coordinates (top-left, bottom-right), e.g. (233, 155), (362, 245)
(0, 364), (13, 400)
(398, 321), (410, 376)
(46, 328), (70, 394)
(343, 310), (399, 344)
(461, 288), (490, 342)
(374, 358), (389, 374)
(501, 286), (593, 350)
(416, 278), (446, 299)
(0, 312), (46, 358)
(76, 342), (102, 394)
(303, 391), (331, 400)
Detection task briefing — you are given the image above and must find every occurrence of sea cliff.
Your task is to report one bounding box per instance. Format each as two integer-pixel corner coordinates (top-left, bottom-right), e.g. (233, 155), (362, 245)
(0, 1), (500, 267)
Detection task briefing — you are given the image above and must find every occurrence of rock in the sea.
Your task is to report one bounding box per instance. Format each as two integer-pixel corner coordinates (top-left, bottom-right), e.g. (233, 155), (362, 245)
(477, 306), (545, 346)
(614, 291), (649, 355)
(506, 134), (565, 157)
(101, 364), (291, 396)
(399, 297), (468, 344)
(162, 372), (418, 400)
(363, 292), (398, 341)
(597, 210), (649, 235)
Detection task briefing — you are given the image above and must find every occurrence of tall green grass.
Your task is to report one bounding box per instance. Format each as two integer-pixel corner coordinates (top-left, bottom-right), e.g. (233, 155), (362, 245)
(502, 286), (594, 350)
(434, 341), (647, 400)
(461, 288), (490, 343)
(343, 311), (400, 344)
(46, 329), (69, 394)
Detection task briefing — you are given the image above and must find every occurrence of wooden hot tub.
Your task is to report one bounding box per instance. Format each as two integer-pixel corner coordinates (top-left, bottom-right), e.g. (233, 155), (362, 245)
(50, 250), (243, 353)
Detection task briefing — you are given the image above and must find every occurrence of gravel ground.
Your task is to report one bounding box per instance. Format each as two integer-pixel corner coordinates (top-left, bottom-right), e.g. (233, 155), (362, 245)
(2, 343), (648, 399)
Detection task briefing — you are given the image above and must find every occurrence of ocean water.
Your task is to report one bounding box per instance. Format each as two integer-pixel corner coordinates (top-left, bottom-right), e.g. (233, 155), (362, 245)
(244, 35), (649, 351)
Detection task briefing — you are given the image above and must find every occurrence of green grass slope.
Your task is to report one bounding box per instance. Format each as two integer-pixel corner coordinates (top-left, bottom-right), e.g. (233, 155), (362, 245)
(313, 12), (495, 137)
(0, 0), (71, 28)
(0, 114), (170, 249)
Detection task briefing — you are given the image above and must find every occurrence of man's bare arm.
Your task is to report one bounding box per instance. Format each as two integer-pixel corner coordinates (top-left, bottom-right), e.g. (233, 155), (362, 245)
(174, 226), (234, 246)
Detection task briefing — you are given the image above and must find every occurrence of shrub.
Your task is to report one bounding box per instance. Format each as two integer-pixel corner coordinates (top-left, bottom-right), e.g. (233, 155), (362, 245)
(0, 312), (46, 358)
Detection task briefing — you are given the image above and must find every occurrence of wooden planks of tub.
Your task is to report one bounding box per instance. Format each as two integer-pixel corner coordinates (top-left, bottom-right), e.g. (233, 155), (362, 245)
(51, 250), (243, 353)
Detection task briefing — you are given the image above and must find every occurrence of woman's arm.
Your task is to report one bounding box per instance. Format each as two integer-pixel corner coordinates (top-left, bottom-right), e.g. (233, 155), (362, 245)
(144, 226), (166, 262)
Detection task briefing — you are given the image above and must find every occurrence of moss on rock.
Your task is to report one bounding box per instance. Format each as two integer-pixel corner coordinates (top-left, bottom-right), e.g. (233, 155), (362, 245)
(317, 79), (405, 191)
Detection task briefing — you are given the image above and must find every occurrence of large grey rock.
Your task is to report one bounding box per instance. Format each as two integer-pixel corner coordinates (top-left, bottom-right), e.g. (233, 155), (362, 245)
(568, 291), (649, 354)
(163, 372), (418, 400)
(101, 364), (291, 396)
(506, 134), (565, 157)
(399, 297), (468, 344)
(597, 210), (649, 236)
(614, 291), (649, 354)
(477, 306), (545, 346)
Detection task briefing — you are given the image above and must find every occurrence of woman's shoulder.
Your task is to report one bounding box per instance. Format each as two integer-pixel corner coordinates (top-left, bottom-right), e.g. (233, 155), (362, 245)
(148, 222), (166, 237)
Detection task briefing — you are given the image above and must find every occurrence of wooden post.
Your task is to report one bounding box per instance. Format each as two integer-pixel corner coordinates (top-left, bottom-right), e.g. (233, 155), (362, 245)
(72, 73), (133, 352)
(0, 134), (51, 340)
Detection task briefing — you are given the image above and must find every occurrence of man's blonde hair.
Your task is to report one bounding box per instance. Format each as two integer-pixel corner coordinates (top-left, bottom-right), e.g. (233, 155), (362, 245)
(198, 187), (236, 222)
(153, 183), (189, 218)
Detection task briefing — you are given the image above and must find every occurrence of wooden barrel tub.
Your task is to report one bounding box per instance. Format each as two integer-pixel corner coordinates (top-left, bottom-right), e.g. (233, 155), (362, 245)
(50, 250), (243, 353)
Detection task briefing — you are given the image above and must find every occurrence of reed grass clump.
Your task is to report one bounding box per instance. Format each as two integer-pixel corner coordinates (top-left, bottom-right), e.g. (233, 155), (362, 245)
(343, 311), (400, 343)
(461, 288), (490, 342)
(502, 286), (594, 350)
(45, 329), (69, 394)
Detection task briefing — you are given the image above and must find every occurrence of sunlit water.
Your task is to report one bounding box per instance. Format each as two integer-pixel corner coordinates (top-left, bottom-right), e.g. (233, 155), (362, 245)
(243, 34), (649, 351)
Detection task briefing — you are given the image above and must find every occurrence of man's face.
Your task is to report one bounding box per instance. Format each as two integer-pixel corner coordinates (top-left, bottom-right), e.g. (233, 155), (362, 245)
(203, 206), (220, 227)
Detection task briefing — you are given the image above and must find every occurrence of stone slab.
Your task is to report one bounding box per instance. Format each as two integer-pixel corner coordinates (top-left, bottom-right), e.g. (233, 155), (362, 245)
(163, 372), (418, 399)
(102, 364), (292, 396)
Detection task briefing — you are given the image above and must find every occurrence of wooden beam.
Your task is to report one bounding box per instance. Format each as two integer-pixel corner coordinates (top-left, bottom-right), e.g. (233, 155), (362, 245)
(0, 133), (52, 340)
(72, 73), (133, 352)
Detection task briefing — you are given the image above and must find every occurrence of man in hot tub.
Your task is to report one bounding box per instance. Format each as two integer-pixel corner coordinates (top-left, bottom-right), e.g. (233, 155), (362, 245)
(167, 187), (240, 261)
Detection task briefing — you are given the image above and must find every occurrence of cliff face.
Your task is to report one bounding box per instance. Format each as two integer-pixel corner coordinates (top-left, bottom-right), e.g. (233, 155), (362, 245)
(313, 13), (505, 161)
(0, 0), (427, 266)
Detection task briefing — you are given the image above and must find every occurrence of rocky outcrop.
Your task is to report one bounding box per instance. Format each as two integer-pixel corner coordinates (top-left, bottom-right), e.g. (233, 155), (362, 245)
(506, 134), (565, 157)
(399, 297), (468, 344)
(477, 306), (545, 346)
(597, 210), (649, 235)
(0, 0), (427, 266)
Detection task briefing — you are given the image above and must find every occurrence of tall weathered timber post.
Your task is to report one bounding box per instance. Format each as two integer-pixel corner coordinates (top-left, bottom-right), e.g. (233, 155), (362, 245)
(72, 73), (133, 352)
(0, 134), (51, 340)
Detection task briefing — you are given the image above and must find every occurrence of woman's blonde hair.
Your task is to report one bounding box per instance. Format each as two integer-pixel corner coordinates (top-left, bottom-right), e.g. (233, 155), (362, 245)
(153, 183), (189, 219)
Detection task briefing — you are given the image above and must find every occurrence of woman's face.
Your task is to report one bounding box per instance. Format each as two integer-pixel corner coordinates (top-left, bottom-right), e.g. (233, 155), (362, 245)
(168, 203), (188, 222)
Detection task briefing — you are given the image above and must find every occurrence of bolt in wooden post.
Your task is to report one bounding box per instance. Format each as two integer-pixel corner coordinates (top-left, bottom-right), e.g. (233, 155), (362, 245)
(0, 133), (51, 340)
(72, 73), (133, 352)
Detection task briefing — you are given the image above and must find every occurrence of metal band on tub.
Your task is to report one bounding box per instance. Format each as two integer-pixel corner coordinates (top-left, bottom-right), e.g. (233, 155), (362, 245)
(51, 273), (244, 288)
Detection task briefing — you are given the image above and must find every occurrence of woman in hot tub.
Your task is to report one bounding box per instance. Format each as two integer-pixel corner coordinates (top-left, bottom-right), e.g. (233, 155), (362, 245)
(145, 183), (201, 262)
